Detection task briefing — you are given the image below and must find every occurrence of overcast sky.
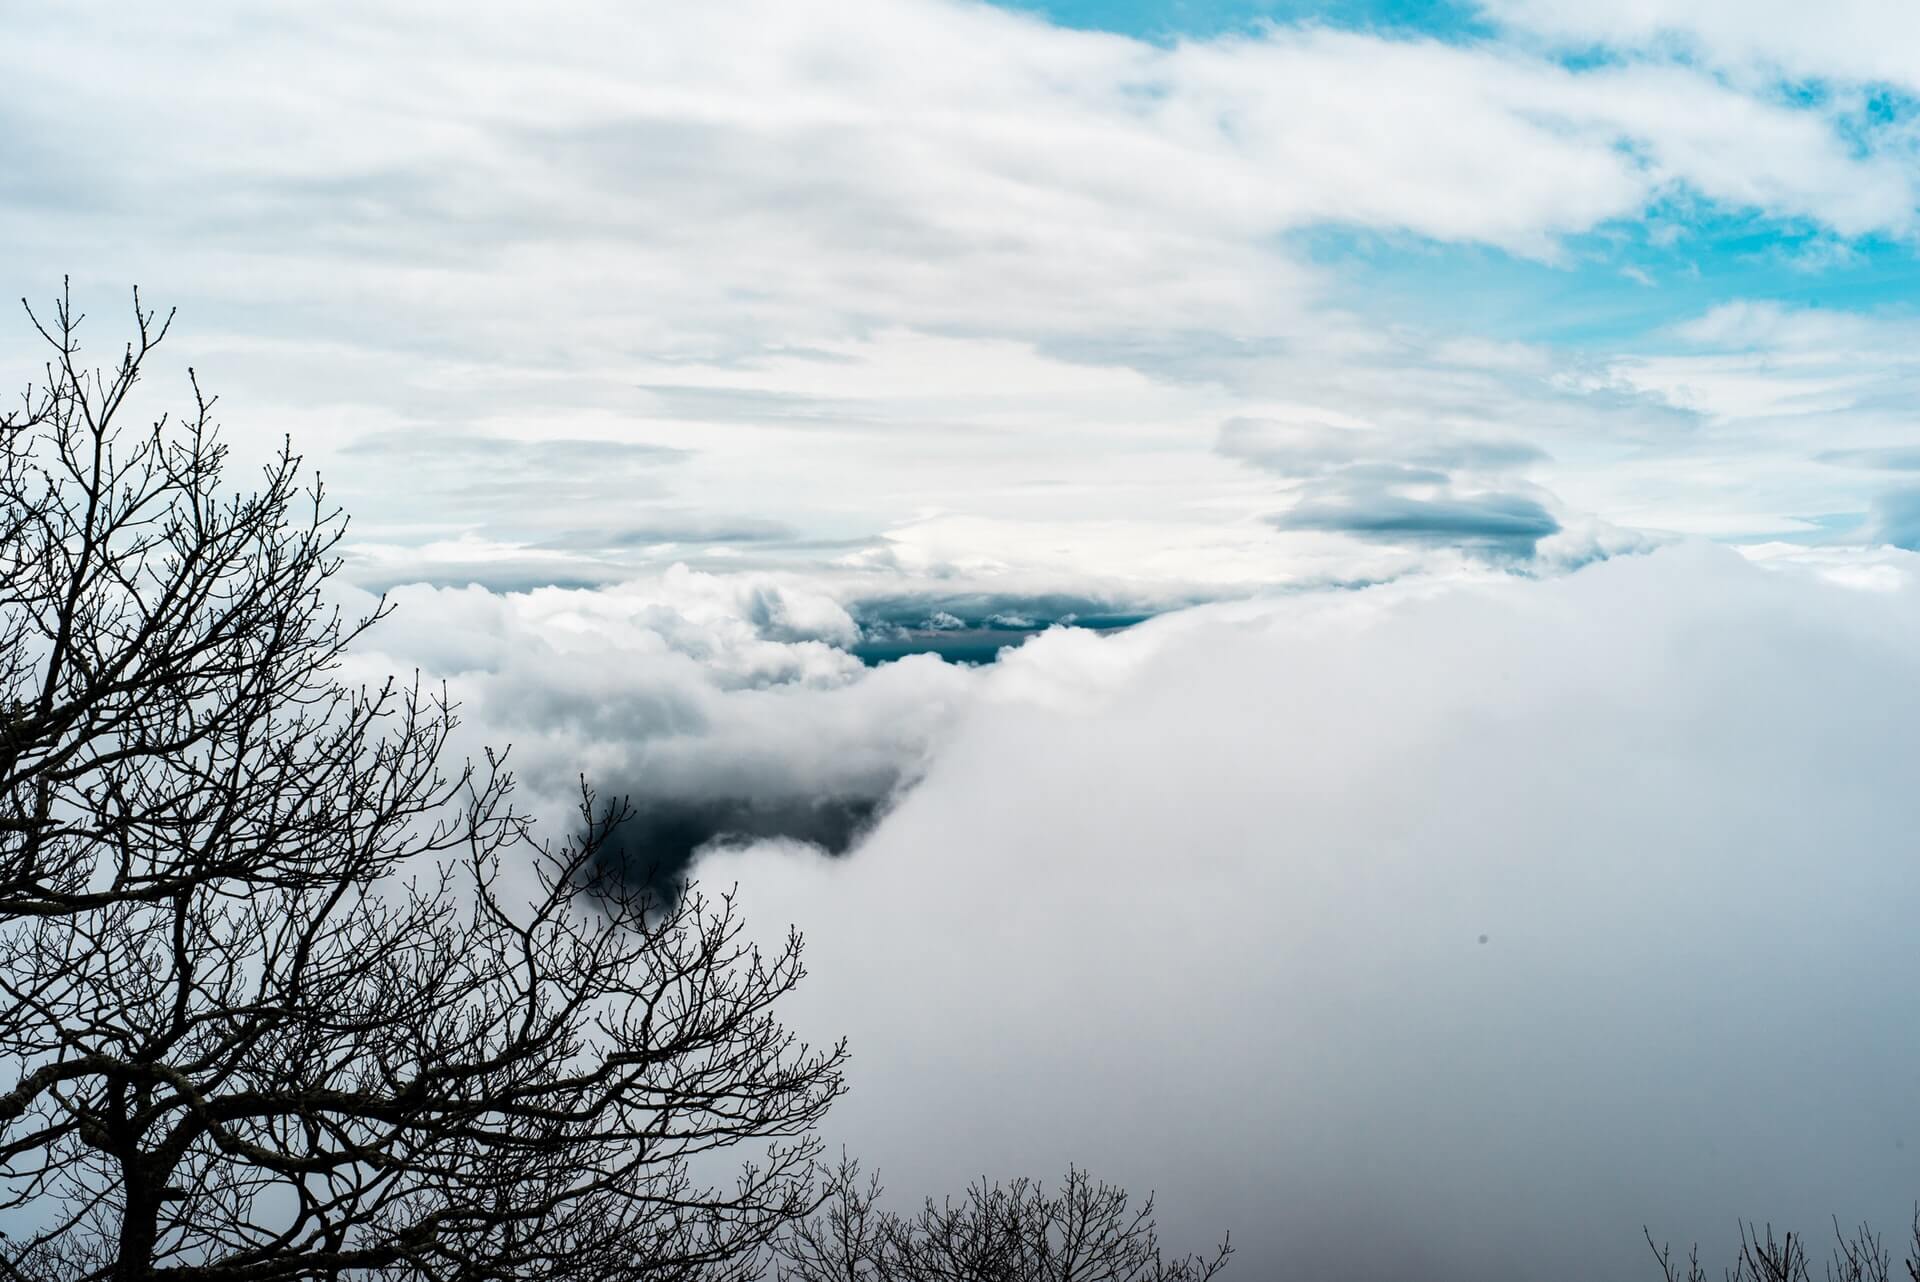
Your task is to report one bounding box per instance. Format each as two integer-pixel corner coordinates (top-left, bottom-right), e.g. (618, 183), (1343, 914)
(10, 3), (1920, 1278)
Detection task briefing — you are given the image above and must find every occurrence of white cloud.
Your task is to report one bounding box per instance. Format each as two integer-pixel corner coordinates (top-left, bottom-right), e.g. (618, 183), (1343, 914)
(4, 0), (1918, 592)
(1485, 0), (1920, 89)
(11, 2), (1907, 326)
(320, 535), (1920, 1282)
(707, 543), (1920, 1281)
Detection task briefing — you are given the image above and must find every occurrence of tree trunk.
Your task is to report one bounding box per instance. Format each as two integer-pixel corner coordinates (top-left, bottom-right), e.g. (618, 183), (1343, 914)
(115, 1160), (159, 1282)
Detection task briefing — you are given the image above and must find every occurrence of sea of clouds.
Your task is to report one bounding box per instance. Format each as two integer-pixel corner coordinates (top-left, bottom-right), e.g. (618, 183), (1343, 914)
(338, 541), (1920, 1282)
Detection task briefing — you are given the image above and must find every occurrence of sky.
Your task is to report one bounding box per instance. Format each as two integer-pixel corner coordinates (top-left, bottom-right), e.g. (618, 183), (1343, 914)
(8, 2), (1920, 1278)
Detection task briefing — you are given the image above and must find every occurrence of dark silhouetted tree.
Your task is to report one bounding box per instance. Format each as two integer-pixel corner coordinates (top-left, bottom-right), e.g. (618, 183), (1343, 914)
(777, 1156), (1231, 1282)
(1648, 1213), (1920, 1282)
(0, 285), (847, 1281)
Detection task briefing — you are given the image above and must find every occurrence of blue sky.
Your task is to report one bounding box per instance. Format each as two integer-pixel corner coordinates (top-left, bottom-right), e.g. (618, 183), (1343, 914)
(999, 5), (1920, 386)
(1298, 220), (1920, 345)
(1000, 0), (1920, 346)
(999, 0), (1490, 40)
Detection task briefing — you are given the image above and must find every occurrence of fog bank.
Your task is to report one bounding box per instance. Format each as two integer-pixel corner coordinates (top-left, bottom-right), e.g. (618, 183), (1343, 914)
(713, 544), (1920, 1281)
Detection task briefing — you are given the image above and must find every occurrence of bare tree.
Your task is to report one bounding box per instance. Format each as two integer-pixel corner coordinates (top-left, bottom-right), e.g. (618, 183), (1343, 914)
(0, 282), (426, 920)
(777, 1156), (1231, 1282)
(1648, 1212), (1920, 1282)
(0, 286), (847, 1280)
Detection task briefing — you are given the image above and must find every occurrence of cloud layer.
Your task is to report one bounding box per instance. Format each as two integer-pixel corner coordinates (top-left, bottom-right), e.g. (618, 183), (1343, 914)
(334, 568), (983, 896)
(700, 545), (1920, 1282)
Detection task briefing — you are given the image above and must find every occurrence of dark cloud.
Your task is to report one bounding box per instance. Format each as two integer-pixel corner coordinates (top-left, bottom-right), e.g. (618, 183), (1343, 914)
(1223, 414), (1563, 558)
(1273, 490), (1561, 557)
(593, 793), (885, 906)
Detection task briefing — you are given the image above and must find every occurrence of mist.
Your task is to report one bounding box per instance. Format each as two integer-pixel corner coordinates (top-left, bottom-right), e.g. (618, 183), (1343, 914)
(706, 544), (1920, 1281)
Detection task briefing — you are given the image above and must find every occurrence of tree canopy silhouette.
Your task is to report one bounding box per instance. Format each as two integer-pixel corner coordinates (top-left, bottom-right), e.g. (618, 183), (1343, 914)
(1649, 1214), (1920, 1282)
(777, 1157), (1231, 1282)
(0, 285), (846, 1281)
